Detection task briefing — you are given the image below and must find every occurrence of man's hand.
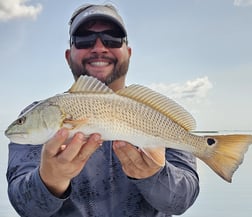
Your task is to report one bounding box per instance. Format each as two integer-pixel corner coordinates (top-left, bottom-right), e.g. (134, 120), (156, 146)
(39, 128), (102, 197)
(113, 141), (165, 179)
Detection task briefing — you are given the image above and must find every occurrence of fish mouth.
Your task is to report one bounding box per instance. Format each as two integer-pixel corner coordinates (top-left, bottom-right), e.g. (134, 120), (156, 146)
(5, 132), (30, 144)
(5, 130), (28, 138)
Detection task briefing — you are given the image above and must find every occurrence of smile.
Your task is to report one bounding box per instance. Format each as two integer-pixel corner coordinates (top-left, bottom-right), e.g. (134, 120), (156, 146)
(89, 61), (111, 67)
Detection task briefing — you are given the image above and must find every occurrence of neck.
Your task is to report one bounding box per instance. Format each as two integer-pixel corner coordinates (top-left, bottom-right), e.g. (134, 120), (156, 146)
(108, 76), (126, 91)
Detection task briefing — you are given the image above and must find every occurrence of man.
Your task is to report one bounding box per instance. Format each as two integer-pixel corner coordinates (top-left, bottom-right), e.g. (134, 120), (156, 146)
(7, 4), (199, 217)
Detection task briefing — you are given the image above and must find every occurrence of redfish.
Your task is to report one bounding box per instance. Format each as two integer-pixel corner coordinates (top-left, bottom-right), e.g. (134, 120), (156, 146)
(5, 75), (252, 182)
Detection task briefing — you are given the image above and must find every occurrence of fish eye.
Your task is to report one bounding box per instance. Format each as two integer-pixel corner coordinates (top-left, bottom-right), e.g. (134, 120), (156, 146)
(16, 116), (26, 125)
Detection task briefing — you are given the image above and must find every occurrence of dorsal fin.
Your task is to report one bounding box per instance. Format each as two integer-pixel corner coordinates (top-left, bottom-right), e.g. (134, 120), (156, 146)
(68, 75), (114, 94)
(116, 85), (196, 131)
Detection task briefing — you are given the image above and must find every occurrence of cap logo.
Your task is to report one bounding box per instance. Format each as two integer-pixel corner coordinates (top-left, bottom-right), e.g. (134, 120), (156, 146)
(81, 8), (118, 20)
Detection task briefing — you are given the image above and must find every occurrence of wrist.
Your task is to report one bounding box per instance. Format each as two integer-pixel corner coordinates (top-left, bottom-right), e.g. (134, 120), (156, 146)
(39, 168), (71, 198)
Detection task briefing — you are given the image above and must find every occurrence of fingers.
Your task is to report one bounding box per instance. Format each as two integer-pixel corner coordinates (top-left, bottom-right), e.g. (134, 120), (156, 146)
(113, 141), (144, 169)
(58, 132), (88, 162)
(40, 129), (103, 197)
(75, 134), (102, 162)
(43, 128), (102, 163)
(113, 141), (163, 179)
(113, 141), (139, 178)
(57, 132), (102, 163)
(43, 128), (69, 158)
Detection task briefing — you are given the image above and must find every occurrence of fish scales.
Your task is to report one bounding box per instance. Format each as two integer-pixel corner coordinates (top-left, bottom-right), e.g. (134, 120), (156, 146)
(52, 92), (205, 156)
(5, 75), (252, 182)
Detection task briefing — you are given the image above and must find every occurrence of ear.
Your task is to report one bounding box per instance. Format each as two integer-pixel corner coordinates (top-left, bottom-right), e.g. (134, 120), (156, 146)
(127, 47), (132, 58)
(65, 49), (71, 65)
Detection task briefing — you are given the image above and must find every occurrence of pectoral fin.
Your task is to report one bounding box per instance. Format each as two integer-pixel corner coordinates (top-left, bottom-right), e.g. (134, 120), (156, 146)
(62, 119), (88, 130)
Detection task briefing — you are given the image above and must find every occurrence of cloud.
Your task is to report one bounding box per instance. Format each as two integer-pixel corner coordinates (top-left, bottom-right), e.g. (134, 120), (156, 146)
(148, 76), (213, 103)
(0, 0), (42, 21)
(234, 0), (252, 6)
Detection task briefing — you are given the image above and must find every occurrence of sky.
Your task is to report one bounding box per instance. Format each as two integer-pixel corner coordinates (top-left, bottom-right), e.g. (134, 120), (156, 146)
(0, 0), (252, 216)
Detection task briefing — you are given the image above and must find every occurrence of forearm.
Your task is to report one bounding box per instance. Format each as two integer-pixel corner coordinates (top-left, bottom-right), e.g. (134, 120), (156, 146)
(132, 149), (199, 215)
(7, 143), (67, 217)
(8, 168), (65, 217)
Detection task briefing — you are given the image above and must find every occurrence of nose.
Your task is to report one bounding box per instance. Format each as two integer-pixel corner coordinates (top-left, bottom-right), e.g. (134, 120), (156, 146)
(91, 38), (108, 53)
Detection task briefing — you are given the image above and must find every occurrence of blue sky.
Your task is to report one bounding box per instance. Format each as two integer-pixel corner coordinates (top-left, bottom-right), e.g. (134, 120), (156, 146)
(1, 0), (252, 216)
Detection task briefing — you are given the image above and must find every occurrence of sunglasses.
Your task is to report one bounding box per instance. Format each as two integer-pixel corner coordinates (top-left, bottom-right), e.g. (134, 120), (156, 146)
(71, 30), (127, 49)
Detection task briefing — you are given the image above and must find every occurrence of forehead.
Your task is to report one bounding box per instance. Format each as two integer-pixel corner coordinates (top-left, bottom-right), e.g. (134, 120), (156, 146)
(74, 20), (121, 35)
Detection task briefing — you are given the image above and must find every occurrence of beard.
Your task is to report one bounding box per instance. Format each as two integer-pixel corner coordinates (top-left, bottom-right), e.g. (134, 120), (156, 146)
(69, 54), (130, 85)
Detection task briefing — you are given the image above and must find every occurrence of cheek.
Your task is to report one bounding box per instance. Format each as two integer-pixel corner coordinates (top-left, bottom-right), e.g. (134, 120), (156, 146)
(114, 46), (131, 62)
(70, 49), (87, 64)
(113, 50), (128, 64)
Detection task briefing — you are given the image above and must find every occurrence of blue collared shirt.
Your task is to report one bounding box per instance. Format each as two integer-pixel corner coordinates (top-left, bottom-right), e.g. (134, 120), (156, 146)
(7, 140), (199, 217)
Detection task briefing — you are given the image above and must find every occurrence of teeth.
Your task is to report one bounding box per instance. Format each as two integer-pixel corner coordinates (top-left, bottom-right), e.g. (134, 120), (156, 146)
(90, 62), (109, 66)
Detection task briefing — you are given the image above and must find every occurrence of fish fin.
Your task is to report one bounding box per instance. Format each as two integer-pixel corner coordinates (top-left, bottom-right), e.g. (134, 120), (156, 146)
(63, 119), (88, 129)
(68, 75), (114, 94)
(116, 85), (196, 131)
(141, 147), (166, 166)
(199, 134), (252, 183)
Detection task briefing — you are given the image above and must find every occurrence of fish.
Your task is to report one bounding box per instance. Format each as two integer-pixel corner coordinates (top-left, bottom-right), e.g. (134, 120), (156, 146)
(5, 75), (252, 183)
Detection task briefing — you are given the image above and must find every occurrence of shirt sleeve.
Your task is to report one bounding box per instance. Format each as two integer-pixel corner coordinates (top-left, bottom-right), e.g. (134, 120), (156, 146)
(6, 143), (68, 217)
(130, 148), (200, 216)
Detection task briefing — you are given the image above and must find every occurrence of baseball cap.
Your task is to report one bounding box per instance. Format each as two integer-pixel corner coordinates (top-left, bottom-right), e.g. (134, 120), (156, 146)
(69, 4), (127, 37)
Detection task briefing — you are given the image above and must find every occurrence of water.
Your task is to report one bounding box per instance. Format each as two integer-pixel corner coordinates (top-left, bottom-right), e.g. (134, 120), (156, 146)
(1, 131), (252, 217)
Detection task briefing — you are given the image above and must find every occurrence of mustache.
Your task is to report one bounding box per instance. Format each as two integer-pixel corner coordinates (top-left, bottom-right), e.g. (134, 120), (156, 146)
(82, 55), (117, 65)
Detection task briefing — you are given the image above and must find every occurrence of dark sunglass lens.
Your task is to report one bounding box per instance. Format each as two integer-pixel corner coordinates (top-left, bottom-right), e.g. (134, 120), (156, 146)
(73, 34), (96, 49)
(101, 34), (123, 48)
(75, 40), (95, 49)
(72, 31), (125, 49)
(103, 39), (122, 48)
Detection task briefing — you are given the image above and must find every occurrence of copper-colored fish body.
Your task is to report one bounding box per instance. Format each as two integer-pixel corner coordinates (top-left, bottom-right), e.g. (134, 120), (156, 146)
(5, 76), (252, 182)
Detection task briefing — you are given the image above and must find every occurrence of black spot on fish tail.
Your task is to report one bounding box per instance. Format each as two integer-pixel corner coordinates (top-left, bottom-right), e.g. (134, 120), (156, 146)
(207, 138), (216, 146)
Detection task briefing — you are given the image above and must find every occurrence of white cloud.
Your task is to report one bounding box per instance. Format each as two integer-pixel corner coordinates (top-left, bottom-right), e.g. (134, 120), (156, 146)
(234, 0), (252, 6)
(148, 76), (213, 103)
(0, 0), (42, 21)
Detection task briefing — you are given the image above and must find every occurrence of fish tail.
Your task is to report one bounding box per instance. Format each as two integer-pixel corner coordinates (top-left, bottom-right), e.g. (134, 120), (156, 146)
(199, 134), (252, 183)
